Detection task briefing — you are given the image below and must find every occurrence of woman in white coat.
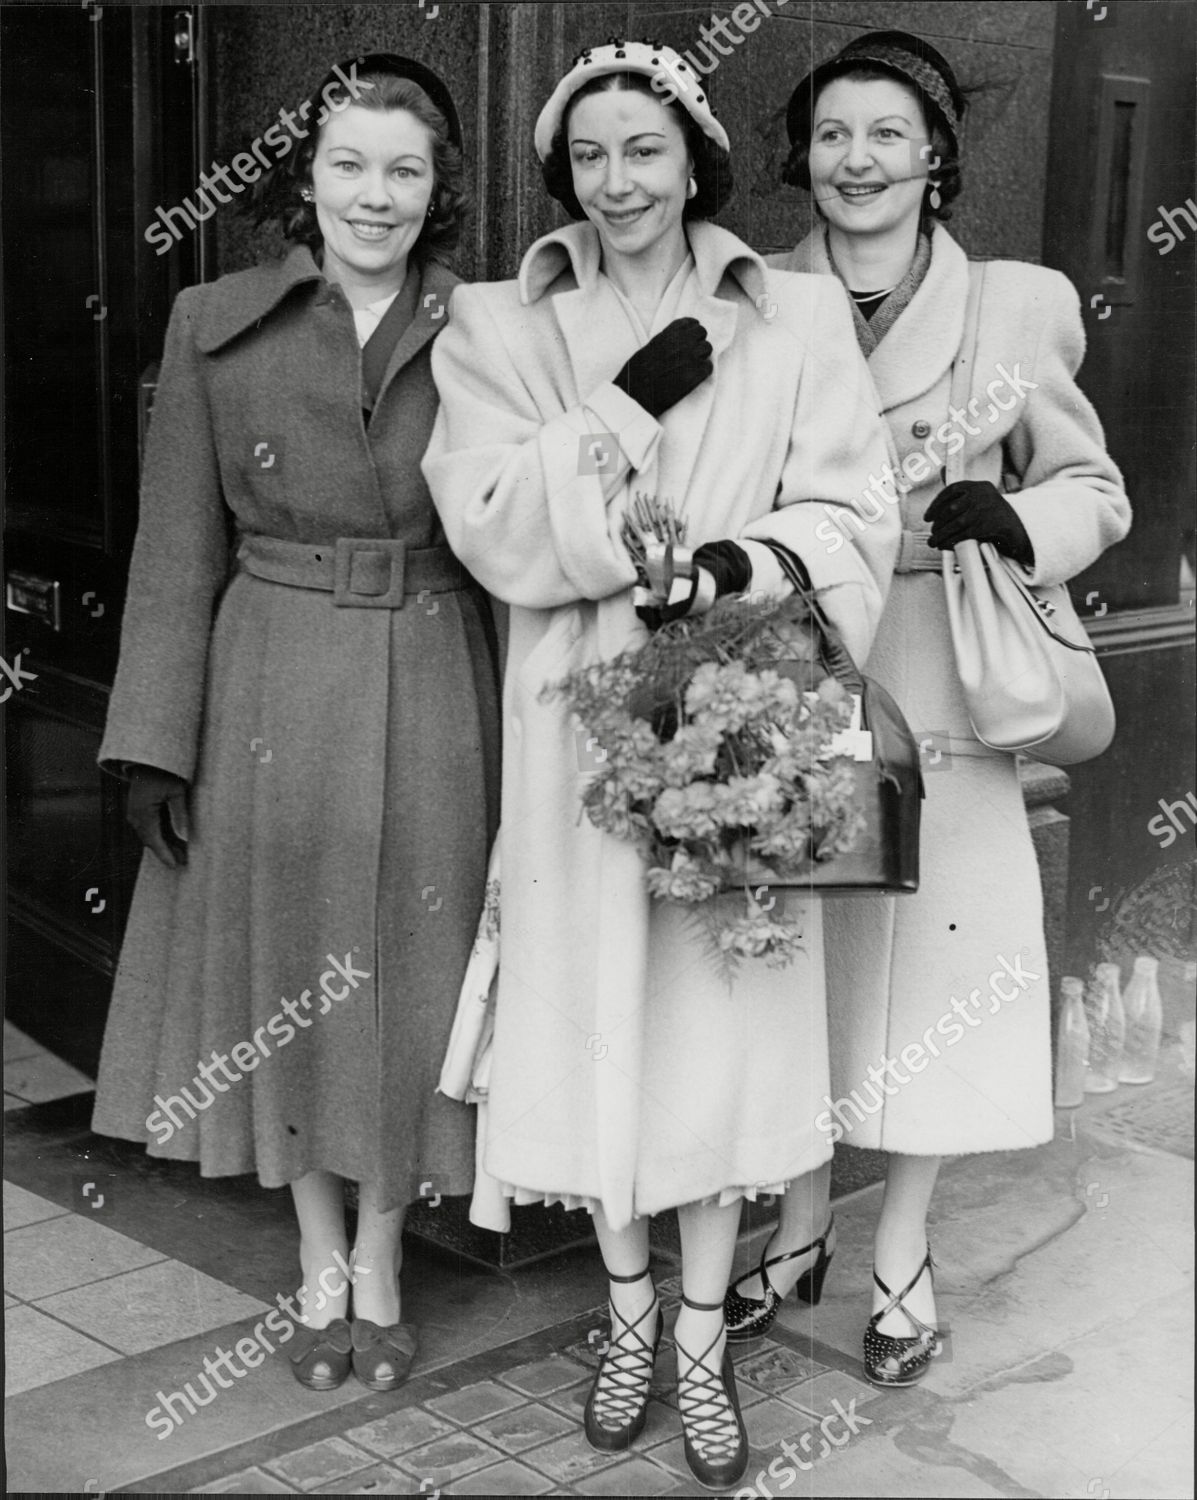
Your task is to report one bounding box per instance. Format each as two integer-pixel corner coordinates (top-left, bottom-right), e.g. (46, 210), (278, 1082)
(723, 30), (1131, 1387)
(424, 38), (897, 1489)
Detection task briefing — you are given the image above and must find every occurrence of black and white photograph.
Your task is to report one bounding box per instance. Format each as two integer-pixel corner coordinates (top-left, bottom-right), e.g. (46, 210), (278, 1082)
(1, 1), (1193, 1494)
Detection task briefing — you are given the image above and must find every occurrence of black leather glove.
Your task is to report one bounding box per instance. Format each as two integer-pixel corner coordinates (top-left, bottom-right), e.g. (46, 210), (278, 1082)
(126, 763), (190, 869)
(926, 480), (1034, 566)
(614, 318), (713, 419)
(635, 539), (751, 630)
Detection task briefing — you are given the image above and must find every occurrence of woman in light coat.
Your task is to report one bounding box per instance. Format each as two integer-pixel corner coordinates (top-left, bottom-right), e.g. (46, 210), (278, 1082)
(92, 55), (499, 1395)
(424, 38), (897, 1490)
(723, 30), (1131, 1387)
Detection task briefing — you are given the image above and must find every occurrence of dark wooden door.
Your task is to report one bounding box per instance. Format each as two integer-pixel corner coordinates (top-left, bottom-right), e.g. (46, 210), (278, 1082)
(1041, 0), (1195, 978)
(3, 5), (207, 1070)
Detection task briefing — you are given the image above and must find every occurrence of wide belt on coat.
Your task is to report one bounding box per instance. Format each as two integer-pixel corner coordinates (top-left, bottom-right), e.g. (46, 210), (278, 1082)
(236, 534), (469, 609)
(893, 529), (941, 573)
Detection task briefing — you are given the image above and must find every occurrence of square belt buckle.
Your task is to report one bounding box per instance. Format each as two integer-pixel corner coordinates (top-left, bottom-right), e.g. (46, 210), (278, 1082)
(332, 537), (407, 608)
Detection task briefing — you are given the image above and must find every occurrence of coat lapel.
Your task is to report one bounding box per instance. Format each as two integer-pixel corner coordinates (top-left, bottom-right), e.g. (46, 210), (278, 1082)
(519, 221), (767, 505)
(374, 259), (461, 410)
(194, 245), (324, 354)
(783, 225), (971, 415)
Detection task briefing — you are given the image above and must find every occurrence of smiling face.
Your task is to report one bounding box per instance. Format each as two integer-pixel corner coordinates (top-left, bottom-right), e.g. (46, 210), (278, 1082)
(808, 74), (931, 242)
(567, 85), (693, 267)
(310, 104), (436, 299)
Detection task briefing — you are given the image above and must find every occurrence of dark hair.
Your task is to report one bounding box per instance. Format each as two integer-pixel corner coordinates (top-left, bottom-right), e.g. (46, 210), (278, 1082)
(541, 72), (733, 221)
(243, 62), (465, 265)
(783, 36), (966, 226)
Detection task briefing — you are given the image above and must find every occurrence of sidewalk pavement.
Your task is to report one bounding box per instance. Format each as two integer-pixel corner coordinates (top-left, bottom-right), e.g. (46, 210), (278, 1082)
(3, 1019), (1192, 1497)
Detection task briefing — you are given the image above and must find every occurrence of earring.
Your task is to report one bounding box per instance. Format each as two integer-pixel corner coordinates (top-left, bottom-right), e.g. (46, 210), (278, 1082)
(300, 187), (315, 204)
(929, 181), (942, 211)
(687, 176), (698, 200)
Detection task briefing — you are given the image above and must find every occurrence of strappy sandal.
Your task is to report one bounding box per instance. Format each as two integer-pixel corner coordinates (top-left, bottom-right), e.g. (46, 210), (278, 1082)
(583, 1267), (663, 1452)
(863, 1246), (943, 1387)
(724, 1215), (835, 1341)
(675, 1294), (748, 1491)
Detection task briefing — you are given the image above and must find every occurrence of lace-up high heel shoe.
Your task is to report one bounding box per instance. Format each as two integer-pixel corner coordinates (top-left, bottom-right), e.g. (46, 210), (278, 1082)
(724, 1216), (835, 1342)
(675, 1294), (748, 1491)
(583, 1267), (662, 1452)
(863, 1246), (942, 1387)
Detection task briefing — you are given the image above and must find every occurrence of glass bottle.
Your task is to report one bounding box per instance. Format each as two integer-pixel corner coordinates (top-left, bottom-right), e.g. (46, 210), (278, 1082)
(1118, 956), (1163, 1084)
(1083, 962), (1125, 1093)
(1054, 976), (1090, 1107)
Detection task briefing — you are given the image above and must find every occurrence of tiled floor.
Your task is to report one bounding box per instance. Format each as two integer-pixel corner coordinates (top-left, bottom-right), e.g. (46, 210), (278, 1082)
(4, 1017), (1194, 1496)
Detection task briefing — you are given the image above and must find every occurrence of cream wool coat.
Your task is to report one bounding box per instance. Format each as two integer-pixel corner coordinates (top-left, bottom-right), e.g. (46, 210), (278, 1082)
(425, 220), (899, 1228)
(772, 226), (1131, 1154)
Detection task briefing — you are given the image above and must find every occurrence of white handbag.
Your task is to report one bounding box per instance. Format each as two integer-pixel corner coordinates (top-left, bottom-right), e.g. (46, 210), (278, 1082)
(941, 265), (1116, 767)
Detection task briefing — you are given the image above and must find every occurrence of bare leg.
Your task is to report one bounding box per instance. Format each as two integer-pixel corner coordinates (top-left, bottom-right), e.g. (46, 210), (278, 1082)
(351, 1181), (407, 1326)
(591, 1208), (655, 1328)
(290, 1169), (349, 1328)
(673, 1198), (741, 1377)
(730, 1162), (834, 1301)
(873, 1153), (941, 1345)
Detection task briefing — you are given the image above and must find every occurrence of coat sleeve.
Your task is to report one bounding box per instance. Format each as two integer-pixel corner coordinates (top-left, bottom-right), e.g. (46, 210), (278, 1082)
(738, 278), (900, 667)
(423, 283), (647, 608)
(999, 269), (1131, 588)
(98, 285), (231, 782)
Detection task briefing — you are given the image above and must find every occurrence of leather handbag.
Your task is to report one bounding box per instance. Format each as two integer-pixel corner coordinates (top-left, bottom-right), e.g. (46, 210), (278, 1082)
(764, 542), (922, 895)
(941, 265), (1116, 767)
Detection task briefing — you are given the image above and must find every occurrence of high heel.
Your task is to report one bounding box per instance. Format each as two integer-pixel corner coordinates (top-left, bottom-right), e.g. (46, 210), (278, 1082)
(675, 1294), (748, 1491)
(863, 1246), (942, 1387)
(724, 1216), (835, 1342)
(287, 1317), (352, 1390)
(583, 1267), (662, 1452)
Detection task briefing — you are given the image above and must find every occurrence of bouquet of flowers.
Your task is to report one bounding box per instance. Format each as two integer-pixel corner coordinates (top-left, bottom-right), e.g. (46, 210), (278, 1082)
(543, 497), (865, 969)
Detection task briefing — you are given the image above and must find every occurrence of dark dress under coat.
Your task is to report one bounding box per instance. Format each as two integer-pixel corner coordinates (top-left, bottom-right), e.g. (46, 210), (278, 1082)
(91, 245), (500, 1210)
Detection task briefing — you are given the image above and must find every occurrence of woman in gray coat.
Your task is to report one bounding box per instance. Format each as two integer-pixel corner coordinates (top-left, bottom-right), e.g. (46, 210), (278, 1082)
(91, 54), (499, 1394)
(724, 30), (1129, 1387)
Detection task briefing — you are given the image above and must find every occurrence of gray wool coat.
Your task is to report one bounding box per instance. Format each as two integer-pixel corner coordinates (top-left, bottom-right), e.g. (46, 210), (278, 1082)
(91, 246), (500, 1209)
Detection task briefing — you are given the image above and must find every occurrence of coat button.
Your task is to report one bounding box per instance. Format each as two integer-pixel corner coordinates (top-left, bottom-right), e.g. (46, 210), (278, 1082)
(911, 419), (932, 439)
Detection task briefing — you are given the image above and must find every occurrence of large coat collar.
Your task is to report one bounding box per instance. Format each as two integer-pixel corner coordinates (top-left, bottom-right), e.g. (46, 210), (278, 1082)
(781, 224), (970, 413)
(516, 221), (770, 506)
(194, 246), (460, 397)
(518, 218), (769, 309)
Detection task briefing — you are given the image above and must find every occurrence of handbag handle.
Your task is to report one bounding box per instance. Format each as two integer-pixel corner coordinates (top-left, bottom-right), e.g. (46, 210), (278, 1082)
(760, 539), (865, 695)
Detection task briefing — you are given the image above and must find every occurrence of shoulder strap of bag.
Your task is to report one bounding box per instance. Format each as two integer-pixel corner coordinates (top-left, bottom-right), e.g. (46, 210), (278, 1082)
(945, 263), (986, 486)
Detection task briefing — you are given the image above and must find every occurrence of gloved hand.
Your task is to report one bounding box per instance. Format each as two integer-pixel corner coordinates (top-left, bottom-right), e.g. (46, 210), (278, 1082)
(926, 480), (1034, 566)
(614, 318), (713, 419)
(126, 764), (191, 869)
(635, 539), (751, 630)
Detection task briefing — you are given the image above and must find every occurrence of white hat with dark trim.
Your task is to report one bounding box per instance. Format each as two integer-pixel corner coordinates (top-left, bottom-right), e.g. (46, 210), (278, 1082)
(533, 37), (730, 160)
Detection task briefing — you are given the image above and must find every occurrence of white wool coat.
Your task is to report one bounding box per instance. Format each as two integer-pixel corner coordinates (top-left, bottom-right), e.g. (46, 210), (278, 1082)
(425, 220), (898, 1227)
(771, 226), (1131, 1154)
